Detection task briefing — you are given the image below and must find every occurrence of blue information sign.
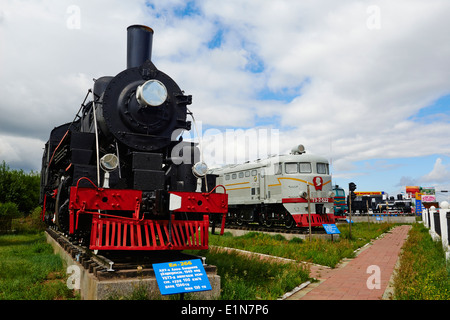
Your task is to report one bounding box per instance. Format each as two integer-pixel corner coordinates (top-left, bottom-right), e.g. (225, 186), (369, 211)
(415, 199), (422, 215)
(153, 259), (211, 295)
(323, 224), (340, 234)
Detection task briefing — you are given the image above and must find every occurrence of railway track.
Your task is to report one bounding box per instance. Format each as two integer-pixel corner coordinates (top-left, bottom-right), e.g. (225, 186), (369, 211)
(46, 227), (212, 281)
(47, 221), (326, 282)
(215, 223), (327, 235)
(48, 219), (338, 281)
(47, 227), (114, 275)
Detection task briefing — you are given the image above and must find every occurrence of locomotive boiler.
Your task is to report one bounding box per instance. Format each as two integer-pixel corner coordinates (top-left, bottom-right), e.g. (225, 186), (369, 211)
(40, 25), (227, 251)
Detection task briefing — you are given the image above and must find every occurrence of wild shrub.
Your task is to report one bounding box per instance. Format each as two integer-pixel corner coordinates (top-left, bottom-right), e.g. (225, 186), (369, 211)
(394, 223), (450, 300)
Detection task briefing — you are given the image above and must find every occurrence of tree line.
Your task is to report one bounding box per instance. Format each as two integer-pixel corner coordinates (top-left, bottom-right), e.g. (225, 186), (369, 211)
(0, 161), (40, 230)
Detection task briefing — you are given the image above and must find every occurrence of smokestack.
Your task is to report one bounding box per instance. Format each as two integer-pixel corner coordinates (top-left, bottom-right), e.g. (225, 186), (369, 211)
(127, 25), (154, 69)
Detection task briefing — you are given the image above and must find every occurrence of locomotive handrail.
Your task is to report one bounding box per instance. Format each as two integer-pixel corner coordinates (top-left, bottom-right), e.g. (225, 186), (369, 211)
(92, 100), (101, 186)
(75, 208), (143, 230)
(47, 130), (69, 168)
(207, 184), (227, 194)
(75, 176), (99, 189)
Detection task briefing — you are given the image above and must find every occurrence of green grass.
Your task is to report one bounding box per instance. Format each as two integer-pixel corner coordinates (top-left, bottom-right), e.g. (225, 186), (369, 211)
(8, 221), (439, 301)
(0, 232), (78, 300)
(191, 248), (310, 300)
(209, 223), (394, 268)
(393, 223), (450, 300)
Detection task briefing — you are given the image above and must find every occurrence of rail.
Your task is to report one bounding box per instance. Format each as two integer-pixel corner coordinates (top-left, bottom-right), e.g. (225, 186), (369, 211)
(46, 227), (115, 272)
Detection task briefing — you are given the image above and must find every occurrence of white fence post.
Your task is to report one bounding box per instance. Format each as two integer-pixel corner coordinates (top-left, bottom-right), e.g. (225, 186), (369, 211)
(439, 201), (450, 262)
(429, 206), (439, 241)
(423, 206), (429, 228)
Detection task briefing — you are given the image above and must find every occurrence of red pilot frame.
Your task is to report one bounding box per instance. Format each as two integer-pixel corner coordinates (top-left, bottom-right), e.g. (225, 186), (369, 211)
(68, 178), (228, 250)
(282, 197), (335, 227)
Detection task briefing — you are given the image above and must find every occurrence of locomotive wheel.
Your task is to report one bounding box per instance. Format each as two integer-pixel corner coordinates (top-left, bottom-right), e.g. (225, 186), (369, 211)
(264, 220), (273, 228)
(285, 216), (295, 229)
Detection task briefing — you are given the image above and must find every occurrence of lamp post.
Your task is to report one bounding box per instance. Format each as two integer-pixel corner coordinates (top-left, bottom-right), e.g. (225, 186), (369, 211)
(348, 182), (357, 239)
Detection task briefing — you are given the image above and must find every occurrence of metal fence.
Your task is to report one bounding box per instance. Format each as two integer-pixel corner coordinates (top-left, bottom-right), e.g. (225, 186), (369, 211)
(425, 202), (450, 262)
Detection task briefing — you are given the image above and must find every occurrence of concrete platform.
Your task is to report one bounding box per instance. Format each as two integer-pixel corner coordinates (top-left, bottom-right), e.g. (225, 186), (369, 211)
(220, 227), (339, 240)
(45, 231), (220, 300)
(347, 215), (416, 224)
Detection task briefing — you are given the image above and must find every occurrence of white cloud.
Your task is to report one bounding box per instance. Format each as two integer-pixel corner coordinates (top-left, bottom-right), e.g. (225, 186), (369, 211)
(1, 0), (450, 179)
(421, 158), (450, 183)
(0, 135), (44, 171)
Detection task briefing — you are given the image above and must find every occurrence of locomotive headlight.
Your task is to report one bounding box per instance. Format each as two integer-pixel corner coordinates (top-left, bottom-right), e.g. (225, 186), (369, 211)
(136, 79), (168, 107)
(192, 161), (208, 178)
(100, 153), (119, 172)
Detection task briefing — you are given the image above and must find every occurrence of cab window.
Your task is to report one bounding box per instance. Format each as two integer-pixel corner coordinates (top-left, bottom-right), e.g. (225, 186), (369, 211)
(317, 163), (329, 174)
(285, 163), (298, 174)
(274, 163), (282, 175)
(299, 162), (311, 173)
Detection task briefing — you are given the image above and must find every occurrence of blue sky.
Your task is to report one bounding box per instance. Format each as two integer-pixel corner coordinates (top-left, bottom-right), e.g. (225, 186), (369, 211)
(332, 156), (450, 194)
(1, 0), (450, 201)
(410, 94), (450, 124)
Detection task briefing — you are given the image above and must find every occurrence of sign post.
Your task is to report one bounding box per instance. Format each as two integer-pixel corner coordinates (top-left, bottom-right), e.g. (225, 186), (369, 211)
(416, 193), (422, 216)
(307, 184), (312, 241)
(323, 223), (340, 241)
(153, 259), (211, 299)
(348, 182), (357, 239)
(366, 200), (370, 230)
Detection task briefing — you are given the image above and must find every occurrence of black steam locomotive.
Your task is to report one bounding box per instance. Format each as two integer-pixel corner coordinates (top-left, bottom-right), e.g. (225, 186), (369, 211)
(40, 25), (227, 251)
(348, 193), (412, 214)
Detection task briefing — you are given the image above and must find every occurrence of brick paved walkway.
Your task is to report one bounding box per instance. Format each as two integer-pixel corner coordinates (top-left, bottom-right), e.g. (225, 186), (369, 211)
(289, 224), (411, 300)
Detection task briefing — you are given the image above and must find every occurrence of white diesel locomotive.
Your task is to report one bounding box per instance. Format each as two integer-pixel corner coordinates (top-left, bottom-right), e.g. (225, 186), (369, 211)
(210, 145), (335, 228)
